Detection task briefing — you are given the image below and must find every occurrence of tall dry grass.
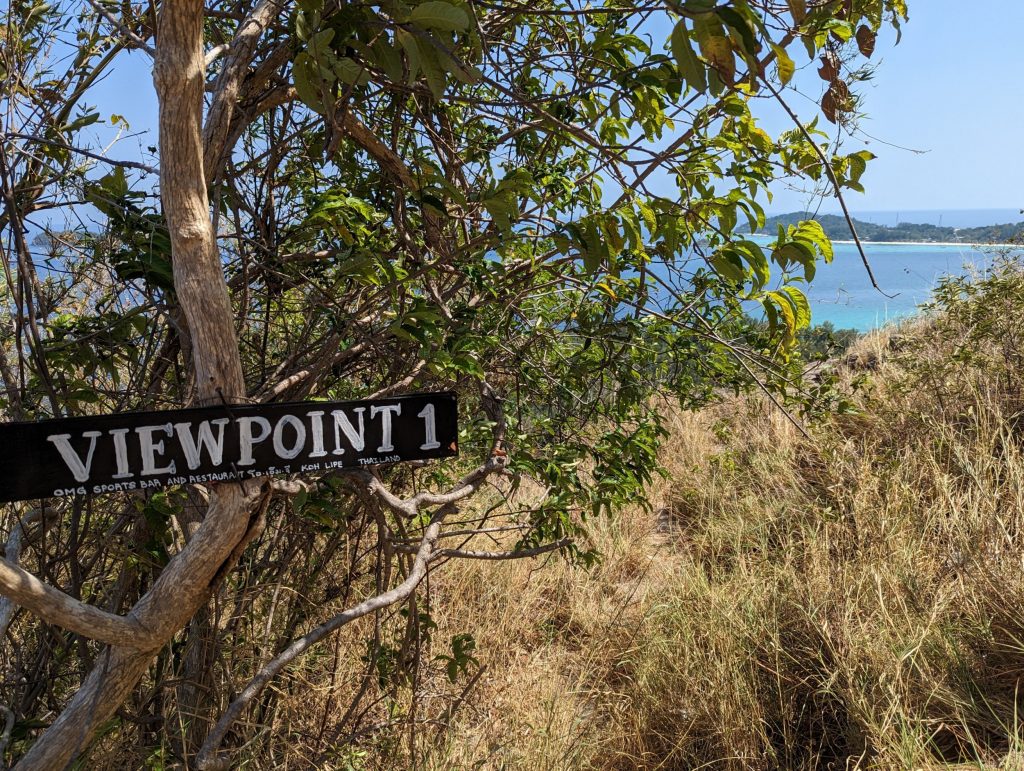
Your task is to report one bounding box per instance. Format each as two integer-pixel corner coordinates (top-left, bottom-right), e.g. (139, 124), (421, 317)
(341, 264), (1024, 771)
(174, 263), (1024, 770)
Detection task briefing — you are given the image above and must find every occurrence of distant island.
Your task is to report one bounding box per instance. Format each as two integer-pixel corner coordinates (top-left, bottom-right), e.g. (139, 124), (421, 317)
(757, 212), (1024, 245)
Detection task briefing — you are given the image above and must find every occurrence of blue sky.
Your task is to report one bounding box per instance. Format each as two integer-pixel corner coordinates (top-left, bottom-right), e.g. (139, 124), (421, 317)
(763, 0), (1024, 215)
(82, 1), (1024, 219)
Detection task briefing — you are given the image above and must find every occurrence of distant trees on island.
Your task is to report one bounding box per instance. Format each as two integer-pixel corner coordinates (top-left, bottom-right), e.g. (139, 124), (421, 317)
(760, 213), (1024, 244)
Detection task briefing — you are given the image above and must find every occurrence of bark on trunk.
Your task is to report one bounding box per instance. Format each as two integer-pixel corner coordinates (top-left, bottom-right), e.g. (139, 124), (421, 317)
(14, 1), (254, 766)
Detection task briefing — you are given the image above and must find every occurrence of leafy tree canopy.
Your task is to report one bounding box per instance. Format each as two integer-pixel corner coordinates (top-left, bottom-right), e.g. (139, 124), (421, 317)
(0, 0), (906, 764)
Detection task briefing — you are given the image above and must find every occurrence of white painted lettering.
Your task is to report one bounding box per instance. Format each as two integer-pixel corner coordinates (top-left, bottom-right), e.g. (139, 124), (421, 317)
(307, 411), (327, 457)
(174, 418), (229, 470)
(371, 404), (401, 453)
(331, 408), (365, 455)
(109, 428), (132, 479)
(135, 424), (177, 476)
(237, 416), (271, 466)
(273, 415), (306, 459)
(46, 432), (101, 483)
(417, 403), (440, 450)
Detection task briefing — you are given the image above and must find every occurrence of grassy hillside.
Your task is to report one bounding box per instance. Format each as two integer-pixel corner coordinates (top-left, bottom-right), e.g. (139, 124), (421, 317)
(395, 261), (1024, 769)
(104, 262), (1024, 769)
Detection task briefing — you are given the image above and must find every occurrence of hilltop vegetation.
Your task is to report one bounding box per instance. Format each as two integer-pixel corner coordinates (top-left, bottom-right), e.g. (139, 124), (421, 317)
(0, 0), (953, 764)
(250, 260), (1024, 770)
(77, 260), (1024, 769)
(762, 212), (1024, 244)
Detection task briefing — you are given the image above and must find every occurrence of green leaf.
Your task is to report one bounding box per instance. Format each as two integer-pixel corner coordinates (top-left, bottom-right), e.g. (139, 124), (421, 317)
(62, 111), (100, 134)
(710, 250), (744, 283)
(334, 56), (370, 86)
(846, 149), (874, 184)
(637, 200), (657, 232)
(772, 240), (816, 281)
(418, 40), (447, 98)
(293, 52), (328, 114)
(296, 7), (320, 40)
(395, 29), (421, 82)
(482, 191), (516, 231)
(692, 12), (735, 86)
(716, 6), (757, 61)
(670, 21), (707, 94)
(779, 285), (811, 328)
(99, 168), (128, 199)
(580, 218), (605, 274)
(766, 289), (796, 342)
(410, 1), (469, 31)
(795, 219), (833, 261)
(772, 44), (794, 85)
(307, 28), (336, 69)
(732, 240), (770, 290)
(369, 38), (404, 82)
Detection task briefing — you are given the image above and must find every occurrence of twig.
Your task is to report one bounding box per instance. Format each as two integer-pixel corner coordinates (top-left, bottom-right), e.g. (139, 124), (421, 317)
(85, 0), (155, 56)
(761, 80), (894, 297)
(2, 132), (158, 175)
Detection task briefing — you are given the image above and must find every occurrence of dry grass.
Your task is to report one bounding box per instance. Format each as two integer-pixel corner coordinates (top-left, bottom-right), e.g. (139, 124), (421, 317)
(323, 269), (1024, 770)
(154, 264), (1024, 770)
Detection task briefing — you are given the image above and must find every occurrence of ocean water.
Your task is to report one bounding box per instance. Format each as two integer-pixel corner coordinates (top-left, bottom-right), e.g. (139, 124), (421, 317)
(775, 240), (1016, 332)
(753, 209), (1024, 331)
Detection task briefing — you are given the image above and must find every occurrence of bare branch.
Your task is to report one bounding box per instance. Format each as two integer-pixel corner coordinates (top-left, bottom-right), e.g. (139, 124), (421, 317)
(0, 507), (48, 639)
(204, 43), (230, 68)
(3, 132), (158, 175)
(0, 704), (14, 770)
(393, 538), (573, 561)
(196, 451), (509, 767)
(202, 0), (281, 179)
(0, 555), (157, 648)
(85, 0), (155, 56)
(348, 456), (508, 518)
(196, 514), (446, 769)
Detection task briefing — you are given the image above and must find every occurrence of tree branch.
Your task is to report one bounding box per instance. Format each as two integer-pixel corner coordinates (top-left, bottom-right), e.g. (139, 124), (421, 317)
(761, 79), (891, 296)
(85, 0), (155, 56)
(196, 452), (509, 768)
(394, 538), (573, 561)
(0, 556), (157, 648)
(202, 0), (280, 180)
(196, 515), (446, 769)
(2, 132), (158, 175)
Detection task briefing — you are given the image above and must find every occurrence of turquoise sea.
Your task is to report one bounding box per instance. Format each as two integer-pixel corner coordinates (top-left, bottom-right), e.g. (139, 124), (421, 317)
(749, 210), (1024, 332)
(772, 240), (1014, 332)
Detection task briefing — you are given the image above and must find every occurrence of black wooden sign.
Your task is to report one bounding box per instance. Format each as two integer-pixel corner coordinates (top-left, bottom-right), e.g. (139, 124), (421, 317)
(0, 392), (458, 503)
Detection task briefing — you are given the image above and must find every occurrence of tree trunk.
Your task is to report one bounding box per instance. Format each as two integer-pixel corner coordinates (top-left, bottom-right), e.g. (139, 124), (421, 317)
(14, 0), (253, 766)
